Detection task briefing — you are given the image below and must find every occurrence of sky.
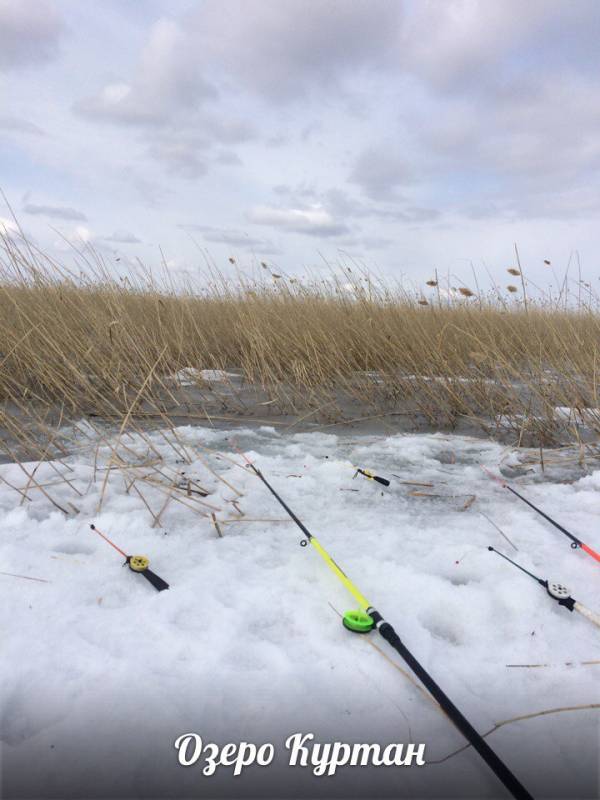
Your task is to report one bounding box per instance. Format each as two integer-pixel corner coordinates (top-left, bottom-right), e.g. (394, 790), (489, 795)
(1, 0), (599, 287)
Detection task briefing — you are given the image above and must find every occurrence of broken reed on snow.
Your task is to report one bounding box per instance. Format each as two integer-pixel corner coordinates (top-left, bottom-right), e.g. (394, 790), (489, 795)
(1, 232), (600, 455)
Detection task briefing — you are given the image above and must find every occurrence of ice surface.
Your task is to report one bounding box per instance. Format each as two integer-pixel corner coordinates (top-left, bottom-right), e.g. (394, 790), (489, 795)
(1, 427), (598, 798)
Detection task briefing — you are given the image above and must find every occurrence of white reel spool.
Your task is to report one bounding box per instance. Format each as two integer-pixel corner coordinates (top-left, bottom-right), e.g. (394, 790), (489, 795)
(546, 581), (571, 601)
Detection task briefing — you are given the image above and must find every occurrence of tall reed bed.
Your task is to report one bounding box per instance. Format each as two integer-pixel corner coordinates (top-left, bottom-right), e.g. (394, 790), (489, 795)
(1, 232), (598, 455)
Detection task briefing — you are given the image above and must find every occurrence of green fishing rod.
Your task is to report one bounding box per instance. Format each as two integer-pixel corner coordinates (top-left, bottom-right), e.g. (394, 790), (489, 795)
(235, 446), (533, 800)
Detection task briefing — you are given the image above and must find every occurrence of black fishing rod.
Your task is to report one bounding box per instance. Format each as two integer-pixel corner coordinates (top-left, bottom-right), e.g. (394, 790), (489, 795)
(90, 524), (169, 591)
(235, 447), (533, 800)
(482, 467), (600, 565)
(488, 547), (600, 630)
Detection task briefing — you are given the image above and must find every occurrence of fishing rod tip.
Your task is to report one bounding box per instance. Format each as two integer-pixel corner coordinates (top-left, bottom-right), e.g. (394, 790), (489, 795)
(487, 546), (495, 552)
(480, 464), (507, 487)
(90, 523), (96, 530)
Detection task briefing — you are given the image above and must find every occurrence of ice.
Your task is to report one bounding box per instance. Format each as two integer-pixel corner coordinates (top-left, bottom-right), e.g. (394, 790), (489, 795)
(1, 427), (598, 798)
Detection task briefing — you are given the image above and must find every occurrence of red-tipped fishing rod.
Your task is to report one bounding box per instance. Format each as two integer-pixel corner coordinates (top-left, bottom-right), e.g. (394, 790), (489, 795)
(233, 444), (532, 800)
(90, 524), (169, 592)
(489, 547), (600, 630)
(481, 467), (600, 565)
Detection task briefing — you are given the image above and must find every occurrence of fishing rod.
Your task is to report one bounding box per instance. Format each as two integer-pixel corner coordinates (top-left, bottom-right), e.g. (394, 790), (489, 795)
(481, 466), (600, 565)
(353, 466), (390, 486)
(90, 524), (169, 592)
(488, 547), (600, 630)
(235, 446), (533, 800)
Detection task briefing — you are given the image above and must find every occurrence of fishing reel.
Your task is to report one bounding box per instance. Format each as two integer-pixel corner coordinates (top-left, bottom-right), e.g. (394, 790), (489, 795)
(125, 554), (170, 591)
(342, 609), (375, 633)
(545, 581), (575, 611)
(546, 581), (569, 599)
(126, 555), (150, 572)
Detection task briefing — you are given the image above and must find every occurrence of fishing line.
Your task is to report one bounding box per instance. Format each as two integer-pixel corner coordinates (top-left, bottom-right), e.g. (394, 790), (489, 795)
(480, 510), (519, 551)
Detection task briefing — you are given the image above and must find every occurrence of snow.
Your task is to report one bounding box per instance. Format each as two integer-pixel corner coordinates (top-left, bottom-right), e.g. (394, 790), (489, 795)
(555, 406), (600, 428)
(1, 426), (599, 798)
(169, 368), (238, 386)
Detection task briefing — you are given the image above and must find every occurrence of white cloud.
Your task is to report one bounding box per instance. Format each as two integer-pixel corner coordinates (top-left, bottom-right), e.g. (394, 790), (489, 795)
(53, 226), (93, 249)
(0, 0), (63, 71)
(399, 1), (575, 92)
(24, 203), (87, 221)
(4, 1), (600, 284)
(248, 205), (349, 237)
(0, 116), (45, 136)
(75, 18), (217, 125)
(181, 224), (281, 254)
(0, 216), (18, 237)
(73, 226), (92, 243)
(349, 148), (414, 201)
(102, 83), (132, 105)
(102, 230), (141, 244)
(215, 150), (242, 166)
(189, 0), (402, 102)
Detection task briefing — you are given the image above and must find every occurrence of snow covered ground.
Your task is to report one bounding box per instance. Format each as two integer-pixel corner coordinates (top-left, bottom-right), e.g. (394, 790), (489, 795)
(1, 425), (599, 799)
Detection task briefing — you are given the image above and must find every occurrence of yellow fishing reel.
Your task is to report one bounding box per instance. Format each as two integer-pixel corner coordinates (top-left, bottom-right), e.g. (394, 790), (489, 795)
(128, 555), (150, 572)
(126, 554), (170, 591)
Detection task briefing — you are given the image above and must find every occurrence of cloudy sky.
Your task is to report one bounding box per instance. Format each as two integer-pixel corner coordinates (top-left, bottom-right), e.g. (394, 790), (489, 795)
(1, 0), (599, 285)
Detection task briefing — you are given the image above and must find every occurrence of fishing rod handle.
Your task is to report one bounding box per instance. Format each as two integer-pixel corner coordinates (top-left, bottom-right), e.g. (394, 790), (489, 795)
(372, 474), (390, 486)
(574, 602), (600, 630)
(140, 568), (170, 592)
(357, 468), (390, 487)
(375, 620), (533, 800)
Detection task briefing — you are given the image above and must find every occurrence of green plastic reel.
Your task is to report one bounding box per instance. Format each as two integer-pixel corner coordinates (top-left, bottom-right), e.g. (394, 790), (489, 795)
(342, 609), (375, 633)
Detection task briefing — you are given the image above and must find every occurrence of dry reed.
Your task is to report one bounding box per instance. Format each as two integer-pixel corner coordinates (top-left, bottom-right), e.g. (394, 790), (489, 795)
(1, 231), (599, 453)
